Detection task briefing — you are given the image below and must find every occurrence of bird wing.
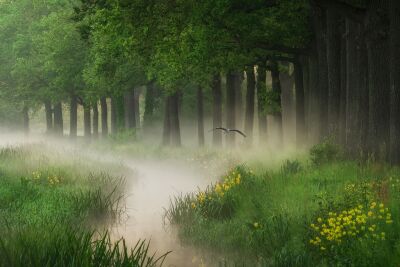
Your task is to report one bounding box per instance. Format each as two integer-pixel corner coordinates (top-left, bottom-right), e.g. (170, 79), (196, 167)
(230, 129), (247, 137)
(210, 127), (229, 133)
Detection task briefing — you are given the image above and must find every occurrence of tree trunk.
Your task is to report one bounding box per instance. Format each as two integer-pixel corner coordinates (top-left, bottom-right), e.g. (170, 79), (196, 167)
(300, 57), (310, 144)
(389, 0), (400, 164)
(70, 95), (78, 139)
(280, 62), (295, 147)
(111, 97), (118, 135)
(44, 100), (53, 134)
(144, 82), (156, 127)
(197, 87), (205, 146)
(327, 9), (342, 139)
(366, 0), (390, 160)
(308, 51), (320, 143)
(294, 59), (305, 149)
(226, 71), (237, 147)
(212, 74), (223, 147)
(257, 64), (267, 144)
(169, 92), (181, 147)
(339, 19), (347, 146)
(22, 106), (29, 135)
(92, 102), (99, 139)
(162, 96), (171, 146)
(124, 89), (136, 129)
(245, 66), (256, 146)
(53, 102), (63, 136)
(270, 60), (283, 147)
(100, 97), (108, 137)
(356, 24), (369, 157)
(84, 104), (91, 139)
(313, 5), (329, 140)
(235, 72), (243, 129)
(345, 19), (359, 154)
(134, 88), (141, 127)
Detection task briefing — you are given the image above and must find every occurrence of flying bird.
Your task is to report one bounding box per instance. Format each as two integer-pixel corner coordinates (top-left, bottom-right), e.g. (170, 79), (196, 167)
(210, 127), (247, 138)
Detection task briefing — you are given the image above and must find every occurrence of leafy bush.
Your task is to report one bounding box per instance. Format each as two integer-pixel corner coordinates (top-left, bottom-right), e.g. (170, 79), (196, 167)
(310, 139), (343, 165)
(281, 159), (302, 175)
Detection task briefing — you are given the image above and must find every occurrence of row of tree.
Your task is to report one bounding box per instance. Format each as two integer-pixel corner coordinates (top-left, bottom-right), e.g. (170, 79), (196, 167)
(0, 0), (399, 163)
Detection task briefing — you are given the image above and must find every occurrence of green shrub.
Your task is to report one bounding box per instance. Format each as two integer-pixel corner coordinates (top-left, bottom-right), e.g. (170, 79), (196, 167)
(281, 160), (302, 175)
(310, 139), (343, 166)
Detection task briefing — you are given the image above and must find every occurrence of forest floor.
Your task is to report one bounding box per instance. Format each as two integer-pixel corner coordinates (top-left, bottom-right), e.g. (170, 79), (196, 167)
(2, 135), (400, 266)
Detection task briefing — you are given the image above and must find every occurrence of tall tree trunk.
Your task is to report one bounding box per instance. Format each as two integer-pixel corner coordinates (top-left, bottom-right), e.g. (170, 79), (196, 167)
(84, 104), (91, 139)
(53, 102), (63, 136)
(44, 100), (53, 134)
(346, 19), (359, 154)
(22, 106), (29, 135)
(212, 74), (223, 147)
(124, 89), (136, 129)
(366, 0), (390, 160)
(300, 57), (310, 145)
(270, 60), (283, 146)
(280, 62), (295, 147)
(389, 0), (400, 164)
(235, 72), (243, 129)
(294, 59), (305, 149)
(92, 102), (99, 139)
(245, 66), (256, 146)
(313, 5), (329, 140)
(226, 71), (237, 147)
(70, 95), (78, 139)
(111, 97), (118, 135)
(162, 96), (171, 146)
(339, 19), (347, 146)
(169, 92), (181, 147)
(357, 24), (369, 157)
(308, 51), (320, 143)
(197, 87), (205, 146)
(327, 9), (342, 139)
(134, 88), (141, 127)
(100, 97), (108, 138)
(144, 82), (156, 127)
(257, 64), (267, 144)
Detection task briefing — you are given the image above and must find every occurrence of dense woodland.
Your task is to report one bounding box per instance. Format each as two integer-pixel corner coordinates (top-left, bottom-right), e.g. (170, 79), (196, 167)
(1, 0), (400, 163)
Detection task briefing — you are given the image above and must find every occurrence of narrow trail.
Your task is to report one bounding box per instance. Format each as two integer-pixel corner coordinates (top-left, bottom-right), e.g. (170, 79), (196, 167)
(109, 158), (218, 267)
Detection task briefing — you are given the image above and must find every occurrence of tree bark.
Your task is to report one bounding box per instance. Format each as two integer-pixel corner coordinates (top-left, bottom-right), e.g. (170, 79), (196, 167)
(134, 88), (141, 127)
(100, 97), (108, 137)
(197, 87), (205, 146)
(345, 19), (359, 154)
(92, 102), (99, 139)
(226, 71), (237, 147)
(70, 95), (78, 139)
(300, 57), (310, 145)
(22, 106), (29, 135)
(84, 104), (91, 139)
(313, 5), (329, 140)
(390, 0), (400, 164)
(280, 62), (295, 147)
(257, 64), (267, 144)
(235, 72), (243, 129)
(327, 9), (342, 139)
(124, 89), (136, 129)
(270, 60), (283, 146)
(44, 100), (53, 134)
(366, 0), (390, 160)
(144, 82), (156, 127)
(294, 59), (305, 149)
(245, 66), (256, 146)
(53, 102), (63, 136)
(111, 97), (118, 135)
(162, 96), (171, 146)
(339, 19), (347, 146)
(308, 51), (320, 143)
(169, 92), (181, 147)
(212, 74), (223, 147)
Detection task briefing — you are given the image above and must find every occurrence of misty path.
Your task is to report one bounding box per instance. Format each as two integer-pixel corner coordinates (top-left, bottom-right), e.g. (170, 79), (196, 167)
(109, 158), (218, 266)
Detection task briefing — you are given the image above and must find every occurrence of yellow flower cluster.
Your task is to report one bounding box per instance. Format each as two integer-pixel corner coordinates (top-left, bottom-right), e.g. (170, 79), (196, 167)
(31, 171), (42, 181)
(47, 175), (61, 186)
(214, 171), (241, 197)
(310, 202), (392, 251)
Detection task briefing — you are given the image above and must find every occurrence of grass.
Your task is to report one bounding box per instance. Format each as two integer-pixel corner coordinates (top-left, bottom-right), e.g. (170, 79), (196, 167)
(0, 145), (168, 267)
(166, 145), (400, 266)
